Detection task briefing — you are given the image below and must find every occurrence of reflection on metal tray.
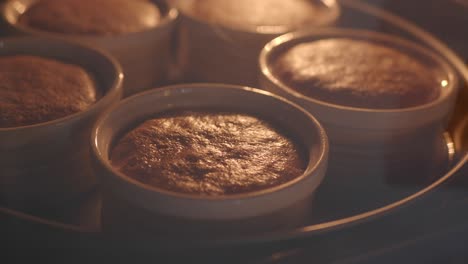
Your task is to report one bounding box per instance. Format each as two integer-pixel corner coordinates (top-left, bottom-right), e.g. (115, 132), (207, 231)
(1, 0), (468, 262)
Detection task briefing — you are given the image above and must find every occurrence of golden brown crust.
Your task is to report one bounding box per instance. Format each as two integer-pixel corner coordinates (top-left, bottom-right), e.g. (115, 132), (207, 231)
(0, 55), (98, 127)
(110, 111), (307, 196)
(272, 38), (442, 109)
(187, 0), (327, 31)
(18, 0), (161, 35)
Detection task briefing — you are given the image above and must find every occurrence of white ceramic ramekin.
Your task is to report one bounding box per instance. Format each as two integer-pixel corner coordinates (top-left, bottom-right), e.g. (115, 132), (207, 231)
(0, 37), (123, 210)
(92, 84), (328, 237)
(2, 0), (178, 96)
(259, 28), (459, 155)
(174, 0), (340, 87)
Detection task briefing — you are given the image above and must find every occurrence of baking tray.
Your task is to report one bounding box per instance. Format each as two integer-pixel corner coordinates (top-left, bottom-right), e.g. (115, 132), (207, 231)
(1, 0), (467, 261)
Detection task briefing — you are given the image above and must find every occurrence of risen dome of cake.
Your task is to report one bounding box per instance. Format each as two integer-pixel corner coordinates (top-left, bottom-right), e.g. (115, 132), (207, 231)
(18, 0), (161, 35)
(0, 55), (98, 127)
(272, 38), (442, 109)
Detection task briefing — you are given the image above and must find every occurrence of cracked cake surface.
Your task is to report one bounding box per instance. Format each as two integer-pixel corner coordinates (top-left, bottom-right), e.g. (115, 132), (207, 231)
(110, 111), (308, 196)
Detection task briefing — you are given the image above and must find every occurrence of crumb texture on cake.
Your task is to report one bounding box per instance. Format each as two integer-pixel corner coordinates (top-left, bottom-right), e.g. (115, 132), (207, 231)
(272, 38), (442, 109)
(0, 55), (98, 127)
(110, 111), (307, 195)
(187, 0), (329, 31)
(18, 0), (161, 35)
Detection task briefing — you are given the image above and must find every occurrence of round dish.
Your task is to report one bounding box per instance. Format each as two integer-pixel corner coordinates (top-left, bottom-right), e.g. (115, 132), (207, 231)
(174, 0), (340, 86)
(92, 84), (328, 236)
(0, 37), (123, 210)
(259, 28), (459, 151)
(2, 0), (178, 96)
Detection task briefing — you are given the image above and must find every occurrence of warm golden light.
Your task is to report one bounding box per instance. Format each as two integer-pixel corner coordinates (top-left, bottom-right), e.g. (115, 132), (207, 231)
(444, 132), (455, 161)
(12, 2), (26, 13)
(441, 80), (448, 87)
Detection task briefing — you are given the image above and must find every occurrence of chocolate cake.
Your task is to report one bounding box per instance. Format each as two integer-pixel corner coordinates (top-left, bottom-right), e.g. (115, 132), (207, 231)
(110, 111), (307, 195)
(186, 0), (330, 32)
(271, 38), (441, 109)
(18, 0), (161, 35)
(0, 55), (98, 127)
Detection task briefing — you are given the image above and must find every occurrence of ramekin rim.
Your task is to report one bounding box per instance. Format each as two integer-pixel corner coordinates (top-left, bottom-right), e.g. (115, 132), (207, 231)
(173, 0), (341, 35)
(91, 83), (329, 202)
(1, 0), (179, 38)
(0, 36), (123, 132)
(259, 27), (459, 114)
